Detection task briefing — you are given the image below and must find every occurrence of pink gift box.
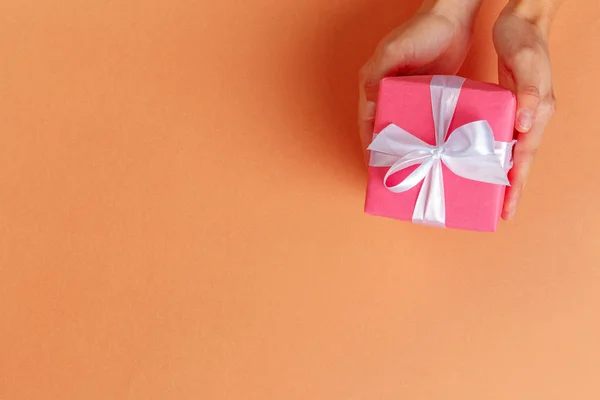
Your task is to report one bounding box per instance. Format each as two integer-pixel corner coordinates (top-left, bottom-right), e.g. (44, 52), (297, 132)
(365, 76), (516, 232)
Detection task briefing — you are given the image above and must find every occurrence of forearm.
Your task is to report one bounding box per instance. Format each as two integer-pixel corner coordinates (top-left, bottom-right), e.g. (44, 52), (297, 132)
(505, 0), (564, 32)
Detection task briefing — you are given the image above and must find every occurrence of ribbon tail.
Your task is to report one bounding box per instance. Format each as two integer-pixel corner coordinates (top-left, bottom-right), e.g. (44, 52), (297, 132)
(494, 140), (517, 172)
(412, 159), (446, 227)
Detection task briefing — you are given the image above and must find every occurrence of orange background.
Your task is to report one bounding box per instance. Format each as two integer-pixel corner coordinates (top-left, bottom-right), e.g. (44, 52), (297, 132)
(1, 0), (600, 399)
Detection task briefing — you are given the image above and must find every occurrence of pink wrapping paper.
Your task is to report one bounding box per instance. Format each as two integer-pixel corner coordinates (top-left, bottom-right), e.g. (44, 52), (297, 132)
(365, 76), (516, 232)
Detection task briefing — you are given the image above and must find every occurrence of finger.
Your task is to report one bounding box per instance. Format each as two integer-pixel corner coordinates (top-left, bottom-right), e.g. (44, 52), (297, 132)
(498, 39), (555, 218)
(502, 96), (556, 220)
(360, 40), (412, 104)
(502, 136), (536, 220)
(501, 37), (554, 132)
(358, 41), (406, 164)
(511, 52), (546, 133)
(358, 87), (376, 165)
(515, 85), (540, 133)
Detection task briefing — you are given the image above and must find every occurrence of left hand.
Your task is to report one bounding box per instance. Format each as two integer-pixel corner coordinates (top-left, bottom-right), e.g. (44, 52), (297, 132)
(493, 1), (561, 219)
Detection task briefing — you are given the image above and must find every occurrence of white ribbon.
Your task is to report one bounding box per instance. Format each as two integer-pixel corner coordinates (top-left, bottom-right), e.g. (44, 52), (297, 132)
(368, 76), (515, 227)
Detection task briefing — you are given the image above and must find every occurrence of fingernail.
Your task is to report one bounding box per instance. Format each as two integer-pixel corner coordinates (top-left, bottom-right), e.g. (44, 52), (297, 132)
(365, 101), (376, 121)
(516, 109), (533, 132)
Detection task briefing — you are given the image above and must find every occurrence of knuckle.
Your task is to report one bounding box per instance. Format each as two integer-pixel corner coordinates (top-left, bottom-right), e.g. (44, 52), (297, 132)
(359, 61), (380, 99)
(507, 45), (535, 67)
(520, 85), (541, 100)
(358, 62), (372, 83)
(514, 146), (537, 161)
(519, 44), (540, 57)
(538, 94), (557, 118)
(507, 42), (545, 70)
(379, 39), (412, 67)
(380, 39), (402, 57)
(514, 139), (541, 159)
(363, 77), (379, 94)
(547, 95), (557, 115)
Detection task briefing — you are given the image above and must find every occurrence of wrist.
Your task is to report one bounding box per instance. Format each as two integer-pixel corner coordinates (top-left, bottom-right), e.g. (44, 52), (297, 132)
(421, 0), (483, 29)
(505, 0), (563, 33)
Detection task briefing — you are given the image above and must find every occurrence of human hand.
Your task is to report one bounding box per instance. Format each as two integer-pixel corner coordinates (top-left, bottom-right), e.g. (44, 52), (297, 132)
(358, 0), (483, 161)
(493, 0), (562, 219)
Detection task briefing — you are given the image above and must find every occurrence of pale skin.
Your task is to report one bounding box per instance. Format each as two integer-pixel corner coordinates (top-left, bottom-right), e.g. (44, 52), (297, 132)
(359, 0), (562, 220)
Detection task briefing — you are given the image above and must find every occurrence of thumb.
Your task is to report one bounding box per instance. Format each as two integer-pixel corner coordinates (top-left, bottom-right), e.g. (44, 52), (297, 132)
(506, 49), (548, 133)
(515, 81), (541, 133)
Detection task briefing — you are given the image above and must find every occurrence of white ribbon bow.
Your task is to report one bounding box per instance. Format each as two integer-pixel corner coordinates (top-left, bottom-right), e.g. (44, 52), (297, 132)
(368, 76), (515, 227)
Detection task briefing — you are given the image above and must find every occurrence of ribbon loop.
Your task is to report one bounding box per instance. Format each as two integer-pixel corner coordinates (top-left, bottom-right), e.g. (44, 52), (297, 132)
(384, 154), (434, 193)
(368, 76), (515, 227)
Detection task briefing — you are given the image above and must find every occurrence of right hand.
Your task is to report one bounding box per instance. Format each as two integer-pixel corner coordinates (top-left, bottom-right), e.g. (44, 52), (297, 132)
(358, 1), (481, 162)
